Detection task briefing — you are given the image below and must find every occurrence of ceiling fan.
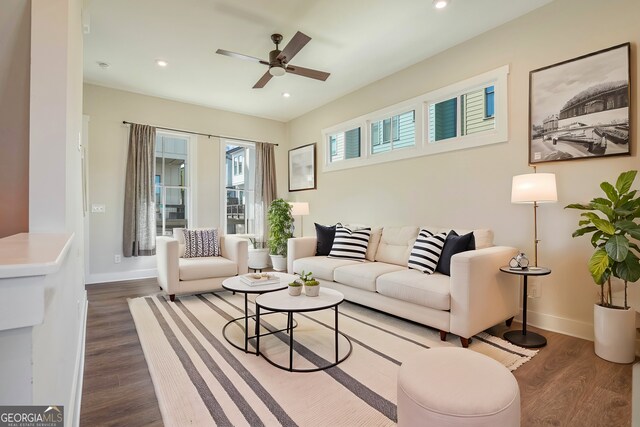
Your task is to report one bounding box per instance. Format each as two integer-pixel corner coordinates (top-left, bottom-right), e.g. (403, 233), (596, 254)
(216, 31), (330, 89)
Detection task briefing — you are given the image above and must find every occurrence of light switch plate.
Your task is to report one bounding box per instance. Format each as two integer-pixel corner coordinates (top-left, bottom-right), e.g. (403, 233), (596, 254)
(91, 204), (106, 213)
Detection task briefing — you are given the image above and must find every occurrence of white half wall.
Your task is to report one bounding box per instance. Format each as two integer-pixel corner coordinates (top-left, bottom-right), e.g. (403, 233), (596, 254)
(83, 85), (287, 281)
(286, 0), (640, 341)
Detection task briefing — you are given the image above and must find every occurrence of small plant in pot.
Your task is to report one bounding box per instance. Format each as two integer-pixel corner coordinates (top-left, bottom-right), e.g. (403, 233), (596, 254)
(288, 279), (303, 296)
(300, 270), (320, 297)
(566, 170), (640, 364)
(267, 199), (294, 271)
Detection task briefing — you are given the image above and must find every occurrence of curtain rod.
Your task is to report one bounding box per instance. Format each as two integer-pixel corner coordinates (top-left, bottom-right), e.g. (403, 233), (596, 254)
(122, 121), (278, 146)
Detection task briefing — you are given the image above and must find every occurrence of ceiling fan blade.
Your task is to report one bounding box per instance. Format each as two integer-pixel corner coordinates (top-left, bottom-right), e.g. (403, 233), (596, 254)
(276, 31), (311, 63)
(216, 49), (269, 66)
(286, 64), (330, 81)
(253, 71), (273, 88)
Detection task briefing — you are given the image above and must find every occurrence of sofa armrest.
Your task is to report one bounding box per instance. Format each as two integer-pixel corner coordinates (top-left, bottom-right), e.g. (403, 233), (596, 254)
(220, 235), (248, 275)
(287, 237), (317, 274)
(449, 246), (519, 339)
(156, 236), (180, 294)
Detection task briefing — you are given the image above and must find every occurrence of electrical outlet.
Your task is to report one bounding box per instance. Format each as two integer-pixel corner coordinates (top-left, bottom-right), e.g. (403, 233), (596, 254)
(91, 204), (106, 213)
(528, 282), (541, 298)
(114, 254), (122, 264)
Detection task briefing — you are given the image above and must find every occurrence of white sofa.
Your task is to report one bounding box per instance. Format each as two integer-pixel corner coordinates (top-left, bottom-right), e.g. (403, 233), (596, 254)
(156, 229), (248, 301)
(288, 225), (518, 347)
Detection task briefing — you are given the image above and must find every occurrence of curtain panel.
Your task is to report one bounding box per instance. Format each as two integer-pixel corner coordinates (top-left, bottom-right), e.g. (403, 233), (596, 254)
(123, 124), (157, 257)
(255, 142), (277, 243)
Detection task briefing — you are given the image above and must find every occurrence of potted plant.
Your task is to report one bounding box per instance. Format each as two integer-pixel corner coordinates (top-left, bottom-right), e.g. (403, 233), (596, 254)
(288, 279), (303, 296)
(248, 237), (270, 270)
(566, 170), (640, 363)
(267, 198), (294, 271)
(301, 270), (320, 297)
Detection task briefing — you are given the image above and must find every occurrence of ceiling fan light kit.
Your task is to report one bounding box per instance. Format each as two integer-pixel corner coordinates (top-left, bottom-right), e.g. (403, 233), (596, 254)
(216, 31), (330, 88)
(269, 66), (286, 77)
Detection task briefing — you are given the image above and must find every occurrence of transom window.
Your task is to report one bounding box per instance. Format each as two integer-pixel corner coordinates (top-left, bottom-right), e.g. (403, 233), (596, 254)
(328, 127), (361, 163)
(371, 110), (416, 154)
(322, 65), (509, 172)
(428, 84), (496, 143)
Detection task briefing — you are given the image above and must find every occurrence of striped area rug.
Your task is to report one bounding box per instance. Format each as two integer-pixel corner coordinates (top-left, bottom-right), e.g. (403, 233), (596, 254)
(129, 292), (537, 427)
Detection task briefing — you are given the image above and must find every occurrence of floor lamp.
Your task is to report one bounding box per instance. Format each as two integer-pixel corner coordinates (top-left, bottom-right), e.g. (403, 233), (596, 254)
(289, 202), (309, 237)
(511, 170), (557, 269)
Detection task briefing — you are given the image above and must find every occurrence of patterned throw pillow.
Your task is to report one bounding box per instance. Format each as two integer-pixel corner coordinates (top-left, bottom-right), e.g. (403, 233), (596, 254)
(328, 224), (371, 261)
(183, 229), (220, 258)
(407, 229), (447, 274)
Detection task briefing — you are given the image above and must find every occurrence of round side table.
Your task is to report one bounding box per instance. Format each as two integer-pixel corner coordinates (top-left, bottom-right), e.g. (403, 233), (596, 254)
(499, 266), (551, 348)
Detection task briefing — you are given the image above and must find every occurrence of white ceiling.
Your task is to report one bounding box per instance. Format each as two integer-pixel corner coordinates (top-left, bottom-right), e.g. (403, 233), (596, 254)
(83, 0), (552, 122)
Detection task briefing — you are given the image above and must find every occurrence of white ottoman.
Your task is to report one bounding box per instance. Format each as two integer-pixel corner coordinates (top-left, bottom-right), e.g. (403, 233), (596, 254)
(397, 348), (520, 426)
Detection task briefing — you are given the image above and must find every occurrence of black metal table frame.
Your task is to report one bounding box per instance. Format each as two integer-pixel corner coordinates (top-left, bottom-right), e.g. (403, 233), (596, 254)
(255, 301), (353, 372)
(221, 288), (296, 355)
(500, 266), (551, 348)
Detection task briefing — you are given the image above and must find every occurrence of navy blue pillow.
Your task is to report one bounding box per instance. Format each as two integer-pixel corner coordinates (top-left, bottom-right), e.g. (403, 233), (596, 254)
(436, 231), (475, 276)
(315, 223), (336, 256)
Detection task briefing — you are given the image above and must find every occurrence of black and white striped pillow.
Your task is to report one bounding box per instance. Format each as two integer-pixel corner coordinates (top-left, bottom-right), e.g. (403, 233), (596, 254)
(328, 224), (371, 261)
(183, 229), (220, 258)
(407, 229), (447, 274)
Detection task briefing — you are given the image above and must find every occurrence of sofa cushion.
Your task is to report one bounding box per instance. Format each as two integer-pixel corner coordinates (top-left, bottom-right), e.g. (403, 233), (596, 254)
(376, 269), (451, 310)
(366, 227), (383, 261)
(178, 256), (237, 281)
(334, 262), (405, 292)
(407, 229), (447, 274)
(329, 225), (371, 261)
(436, 231), (475, 276)
(422, 227), (494, 250)
(315, 223), (336, 256)
(293, 256), (359, 281)
(375, 226), (419, 266)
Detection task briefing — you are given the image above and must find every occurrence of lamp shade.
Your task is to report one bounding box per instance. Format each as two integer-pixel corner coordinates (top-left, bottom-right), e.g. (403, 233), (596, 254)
(511, 173), (557, 204)
(289, 202), (309, 216)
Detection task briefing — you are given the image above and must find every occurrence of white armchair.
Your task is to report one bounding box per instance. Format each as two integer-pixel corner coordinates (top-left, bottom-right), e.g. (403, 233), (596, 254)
(156, 230), (248, 301)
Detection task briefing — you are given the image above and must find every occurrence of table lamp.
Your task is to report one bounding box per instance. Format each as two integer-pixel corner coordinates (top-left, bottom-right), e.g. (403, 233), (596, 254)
(289, 202), (310, 237)
(511, 171), (557, 269)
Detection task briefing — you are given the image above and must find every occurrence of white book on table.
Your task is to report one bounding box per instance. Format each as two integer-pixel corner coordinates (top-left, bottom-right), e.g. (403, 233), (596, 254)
(240, 275), (280, 286)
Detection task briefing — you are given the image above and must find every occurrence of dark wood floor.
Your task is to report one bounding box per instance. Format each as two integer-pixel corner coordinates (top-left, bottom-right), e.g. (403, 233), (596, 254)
(80, 279), (633, 427)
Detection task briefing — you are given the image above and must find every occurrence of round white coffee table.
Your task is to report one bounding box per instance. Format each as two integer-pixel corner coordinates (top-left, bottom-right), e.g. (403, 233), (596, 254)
(222, 273), (297, 354)
(255, 287), (352, 372)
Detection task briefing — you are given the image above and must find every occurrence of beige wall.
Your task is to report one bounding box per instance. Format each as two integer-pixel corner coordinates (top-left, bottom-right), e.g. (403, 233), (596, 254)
(83, 84), (287, 282)
(286, 0), (640, 339)
(0, 1), (30, 238)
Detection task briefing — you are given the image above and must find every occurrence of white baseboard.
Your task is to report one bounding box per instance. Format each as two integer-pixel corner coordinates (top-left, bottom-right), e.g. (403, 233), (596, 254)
(69, 291), (88, 427)
(516, 308), (594, 341)
(86, 269), (157, 285)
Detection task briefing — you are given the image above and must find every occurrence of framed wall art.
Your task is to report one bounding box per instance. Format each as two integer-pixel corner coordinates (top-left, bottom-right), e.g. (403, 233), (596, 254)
(288, 143), (316, 192)
(529, 42), (630, 164)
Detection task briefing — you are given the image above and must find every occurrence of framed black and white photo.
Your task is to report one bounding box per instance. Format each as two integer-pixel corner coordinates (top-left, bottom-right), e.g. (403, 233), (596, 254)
(288, 143), (316, 192)
(529, 43), (630, 164)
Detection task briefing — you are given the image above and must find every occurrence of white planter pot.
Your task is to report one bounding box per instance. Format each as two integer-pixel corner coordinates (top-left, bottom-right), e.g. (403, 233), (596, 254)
(594, 304), (636, 364)
(248, 249), (270, 270)
(304, 284), (320, 297)
(288, 285), (302, 296)
(270, 255), (287, 272)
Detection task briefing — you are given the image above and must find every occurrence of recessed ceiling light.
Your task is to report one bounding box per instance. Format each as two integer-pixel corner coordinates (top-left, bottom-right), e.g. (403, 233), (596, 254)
(156, 59), (168, 67)
(96, 61), (110, 69)
(282, 92), (291, 98)
(433, 0), (449, 9)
